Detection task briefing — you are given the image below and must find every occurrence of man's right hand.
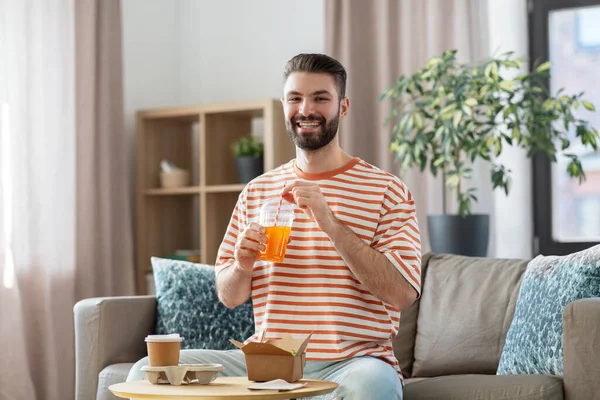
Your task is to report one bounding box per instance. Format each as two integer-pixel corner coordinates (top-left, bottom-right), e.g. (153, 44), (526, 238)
(234, 222), (267, 274)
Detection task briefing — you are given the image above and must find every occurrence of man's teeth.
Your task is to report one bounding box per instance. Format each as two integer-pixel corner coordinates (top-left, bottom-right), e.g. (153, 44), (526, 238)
(298, 122), (320, 127)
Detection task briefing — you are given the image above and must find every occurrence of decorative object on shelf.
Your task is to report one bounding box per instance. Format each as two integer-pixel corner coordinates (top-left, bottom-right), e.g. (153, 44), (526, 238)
(231, 134), (264, 183)
(381, 49), (599, 256)
(159, 159), (190, 188)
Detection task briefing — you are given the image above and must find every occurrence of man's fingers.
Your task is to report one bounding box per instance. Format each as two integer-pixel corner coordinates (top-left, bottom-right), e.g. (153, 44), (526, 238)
(248, 222), (266, 234)
(245, 229), (266, 244)
(243, 223), (267, 244)
(296, 197), (312, 210)
(239, 237), (265, 252)
(287, 189), (312, 204)
(282, 192), (295, 203)
(281, 181), (316, 195)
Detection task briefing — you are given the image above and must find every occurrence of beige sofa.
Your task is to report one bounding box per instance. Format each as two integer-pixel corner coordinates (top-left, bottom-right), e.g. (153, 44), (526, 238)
(74, 253), (600, 400)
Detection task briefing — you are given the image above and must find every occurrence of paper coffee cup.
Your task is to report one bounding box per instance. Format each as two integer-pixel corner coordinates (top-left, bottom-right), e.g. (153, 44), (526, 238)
(145, 334), (183, 366)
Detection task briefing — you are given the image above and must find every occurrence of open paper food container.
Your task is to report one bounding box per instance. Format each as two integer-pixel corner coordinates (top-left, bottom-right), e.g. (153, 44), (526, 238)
(229, 333), (312, 383)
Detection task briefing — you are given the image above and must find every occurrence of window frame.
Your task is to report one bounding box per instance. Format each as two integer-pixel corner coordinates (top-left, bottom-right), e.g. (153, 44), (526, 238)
(529, 0), (600, 255)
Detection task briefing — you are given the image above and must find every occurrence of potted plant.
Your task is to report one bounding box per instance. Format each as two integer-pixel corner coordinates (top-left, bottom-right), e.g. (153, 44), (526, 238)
(232, 134), (264, 183)
(381, 49), (599, 256)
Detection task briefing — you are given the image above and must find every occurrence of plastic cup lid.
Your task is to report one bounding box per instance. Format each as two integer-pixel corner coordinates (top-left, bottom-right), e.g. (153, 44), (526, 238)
(145, 334), (183, 343)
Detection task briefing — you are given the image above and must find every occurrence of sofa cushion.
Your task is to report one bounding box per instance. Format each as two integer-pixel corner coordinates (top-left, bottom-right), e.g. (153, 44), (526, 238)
(392, 252), (433, 378)
(497, 244), (600, 376)
(151, 257), (255, 350)
(97, 363), (134, 400)
(412, 254), (528, 377)
(403, 374), (563, 400)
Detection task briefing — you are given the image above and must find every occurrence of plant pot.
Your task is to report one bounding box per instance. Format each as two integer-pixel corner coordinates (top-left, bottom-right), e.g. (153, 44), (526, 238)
(235, 156), (263, 184)
(427, 214), (490, 257)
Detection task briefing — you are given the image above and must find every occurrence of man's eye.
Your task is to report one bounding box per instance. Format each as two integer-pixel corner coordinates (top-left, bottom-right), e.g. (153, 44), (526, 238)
(315, 97), (328, 102)
(288, 97), (300, 102)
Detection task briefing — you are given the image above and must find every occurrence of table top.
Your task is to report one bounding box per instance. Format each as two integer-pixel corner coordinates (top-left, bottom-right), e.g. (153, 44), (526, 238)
(109, 377), (338, 400)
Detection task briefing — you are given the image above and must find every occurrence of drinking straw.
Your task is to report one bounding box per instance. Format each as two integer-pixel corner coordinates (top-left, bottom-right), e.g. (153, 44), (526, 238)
(273, 181), (287, 226)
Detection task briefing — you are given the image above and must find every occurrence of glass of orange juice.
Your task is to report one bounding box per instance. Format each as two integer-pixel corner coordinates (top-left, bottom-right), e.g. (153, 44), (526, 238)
(258, 198), (294, 262)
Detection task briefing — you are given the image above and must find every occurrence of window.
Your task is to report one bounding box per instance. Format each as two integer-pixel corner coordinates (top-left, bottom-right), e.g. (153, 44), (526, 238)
(530, 0), (600, 255)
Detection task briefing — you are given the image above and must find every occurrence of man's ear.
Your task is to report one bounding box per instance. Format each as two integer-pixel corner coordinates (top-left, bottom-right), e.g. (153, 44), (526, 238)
(340, 97), (350, 118)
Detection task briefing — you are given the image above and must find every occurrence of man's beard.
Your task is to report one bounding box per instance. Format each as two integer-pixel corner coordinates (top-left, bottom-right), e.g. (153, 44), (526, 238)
(285, 110), (340, 151)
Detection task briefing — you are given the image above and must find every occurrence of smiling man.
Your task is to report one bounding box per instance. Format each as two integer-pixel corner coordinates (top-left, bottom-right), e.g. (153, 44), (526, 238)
(127, 54), (422, 400)
(214, 54), (422, 399)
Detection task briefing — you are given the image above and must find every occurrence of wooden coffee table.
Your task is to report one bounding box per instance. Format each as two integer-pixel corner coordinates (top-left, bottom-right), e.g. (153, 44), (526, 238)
(109, 377), (338, 400)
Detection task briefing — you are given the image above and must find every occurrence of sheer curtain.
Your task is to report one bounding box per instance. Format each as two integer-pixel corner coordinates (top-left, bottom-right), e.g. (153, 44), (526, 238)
(0, 1), (134, 399)
(0, 1), (75, 399)
(325, 0), (491, 252)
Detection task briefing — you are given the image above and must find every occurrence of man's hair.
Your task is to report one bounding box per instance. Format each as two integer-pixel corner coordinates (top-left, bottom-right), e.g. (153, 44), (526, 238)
(283, 53), (347, 100)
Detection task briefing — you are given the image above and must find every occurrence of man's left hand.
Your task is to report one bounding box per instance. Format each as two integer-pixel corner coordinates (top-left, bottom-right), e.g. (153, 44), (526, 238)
(282, 181), (337, 233)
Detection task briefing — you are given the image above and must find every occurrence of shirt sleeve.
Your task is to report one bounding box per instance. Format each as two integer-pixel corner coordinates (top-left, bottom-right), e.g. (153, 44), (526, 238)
(215, 189), (248, 277)
(372, 186), (422, 297)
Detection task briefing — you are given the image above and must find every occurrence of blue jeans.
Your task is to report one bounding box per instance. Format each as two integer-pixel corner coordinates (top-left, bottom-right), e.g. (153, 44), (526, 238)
(127, 349), (403, 400)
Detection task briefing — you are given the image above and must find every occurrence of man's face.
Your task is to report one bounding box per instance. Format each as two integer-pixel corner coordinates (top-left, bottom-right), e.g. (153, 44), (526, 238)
(282, 72), (349, 151)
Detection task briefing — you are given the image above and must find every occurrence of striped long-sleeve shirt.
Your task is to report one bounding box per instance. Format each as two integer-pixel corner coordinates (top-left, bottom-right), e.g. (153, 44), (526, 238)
(215, 157), (421, 380)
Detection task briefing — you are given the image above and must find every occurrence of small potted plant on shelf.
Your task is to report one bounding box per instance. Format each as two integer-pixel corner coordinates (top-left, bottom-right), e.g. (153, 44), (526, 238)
(380, 49), (599, 256)
(232, 134), (264, 183)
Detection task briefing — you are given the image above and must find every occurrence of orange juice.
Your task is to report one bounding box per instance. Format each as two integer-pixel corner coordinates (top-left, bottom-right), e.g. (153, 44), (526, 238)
(258, 225), (292, 262)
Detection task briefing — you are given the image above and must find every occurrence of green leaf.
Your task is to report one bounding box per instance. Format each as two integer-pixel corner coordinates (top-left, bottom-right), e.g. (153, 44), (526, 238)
(490, 62), (499, 78)
(409, 81), (416, 94)
(441, 104), (457, 119)
(446, 174), (460, 188)
(515, 74), (528, 81)
(566, 157), (585, 183)
(499, 80), (514, 92)
(433, 157), (446, 167)
(504, 176), (512, 195)
(464, 98), (478, 107)
(484, 63), (493, 78)
(536, 61), (551, 73)
(426, 57), (443, 68)
(453, 111), (462, 128)
(480, 85), (490, 97)
(494, 137), (502, 157)
(414, 112), (424, 129)
(582, 101), (596, 111)
(434, 125), (445, 140)
(458, 193), (471, 217)
(462, 104), (472, 117)
(398, 112), (408, 128)
(512, 127), (520, 140)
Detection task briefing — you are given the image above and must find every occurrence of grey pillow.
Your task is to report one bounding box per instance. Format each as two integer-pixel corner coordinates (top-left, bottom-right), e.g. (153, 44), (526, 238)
(497, 245), (600, 375)
(151, 257), (255, 350)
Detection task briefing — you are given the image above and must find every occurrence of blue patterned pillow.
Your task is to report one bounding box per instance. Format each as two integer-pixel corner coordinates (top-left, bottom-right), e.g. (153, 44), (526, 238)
(497, 245), (600, 375)
(151, 257), (255, 350)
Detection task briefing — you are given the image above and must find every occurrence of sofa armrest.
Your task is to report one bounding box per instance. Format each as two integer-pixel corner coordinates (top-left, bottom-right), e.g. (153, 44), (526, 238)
(563, 297), (600, 400)
(74, 295), (156, 400)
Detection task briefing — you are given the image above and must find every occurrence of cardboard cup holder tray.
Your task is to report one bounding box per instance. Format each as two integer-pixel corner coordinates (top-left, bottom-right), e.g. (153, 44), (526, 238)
(141, 364), (224, 386)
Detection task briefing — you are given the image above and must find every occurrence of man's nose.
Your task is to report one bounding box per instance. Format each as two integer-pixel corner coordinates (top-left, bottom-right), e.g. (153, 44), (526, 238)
(299, 100), (314, 116)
